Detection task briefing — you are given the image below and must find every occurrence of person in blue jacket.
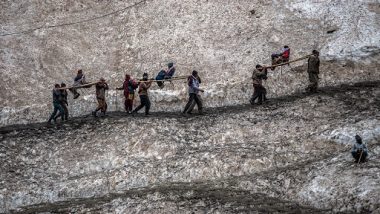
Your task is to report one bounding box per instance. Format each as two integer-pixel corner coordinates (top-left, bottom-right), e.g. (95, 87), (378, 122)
(47, 84), (65, 124)
(155, 62), (176, 88)
(183, 70), (204, 115)
(351, 135), (368, 163)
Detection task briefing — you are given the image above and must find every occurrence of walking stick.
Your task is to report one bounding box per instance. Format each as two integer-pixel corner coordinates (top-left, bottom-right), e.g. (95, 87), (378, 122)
(357, 150), (363, 164)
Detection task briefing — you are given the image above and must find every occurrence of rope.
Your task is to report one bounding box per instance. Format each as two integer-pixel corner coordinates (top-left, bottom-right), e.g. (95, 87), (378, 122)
(0, 0), (147, 37)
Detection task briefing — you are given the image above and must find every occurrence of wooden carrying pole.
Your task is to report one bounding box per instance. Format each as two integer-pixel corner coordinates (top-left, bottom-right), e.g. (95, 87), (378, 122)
(59, 82), (99, 90)
(264, 55), (311, 69)
(136, 76), (188, 83)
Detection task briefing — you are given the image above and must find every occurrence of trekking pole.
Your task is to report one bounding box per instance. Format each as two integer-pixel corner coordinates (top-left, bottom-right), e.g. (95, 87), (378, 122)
(357, 150), (363, 164)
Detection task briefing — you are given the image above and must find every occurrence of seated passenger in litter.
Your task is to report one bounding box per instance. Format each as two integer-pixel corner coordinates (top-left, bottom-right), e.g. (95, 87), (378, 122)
(155, 62), (176, 88)
(271, 45), (290, 70)
(69, 69), (91, 99)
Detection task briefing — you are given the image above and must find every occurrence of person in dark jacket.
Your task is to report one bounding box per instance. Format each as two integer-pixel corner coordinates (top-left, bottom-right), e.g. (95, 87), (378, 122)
(183, 70), (204, 115)
(47, 84), (65, 124)
(92, 78), (109, 117)
(351, 135), (368, 163)
(60, 82), (69, 121)
(132, 73), (153, 116)
(156, 62), (176, 88)
(250, 64), (267, 105)
(186, 74), (202, 114)
(117, 74), (138, 114)
(306, 50), (320, 93)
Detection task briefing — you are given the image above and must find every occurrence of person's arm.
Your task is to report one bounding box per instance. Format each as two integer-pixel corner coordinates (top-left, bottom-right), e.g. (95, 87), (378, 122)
(363, 144), (368, 153)
(104, 83), (109, 90)
(146, 81), (152, 89)
(191, 78), (204, 92)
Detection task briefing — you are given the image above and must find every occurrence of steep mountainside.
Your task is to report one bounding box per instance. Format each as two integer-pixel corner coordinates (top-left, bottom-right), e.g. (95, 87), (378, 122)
(1, 81), (380, 213)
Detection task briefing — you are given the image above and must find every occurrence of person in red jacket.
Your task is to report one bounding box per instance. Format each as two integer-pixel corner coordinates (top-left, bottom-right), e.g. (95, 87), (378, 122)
(271, 45), (290, 70)
(117, 74), (138, 114)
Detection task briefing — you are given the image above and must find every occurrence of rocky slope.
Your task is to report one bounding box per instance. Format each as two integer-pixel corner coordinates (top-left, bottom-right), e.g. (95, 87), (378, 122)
(1, 81), (379, 213)
(0, 0), (380, 126)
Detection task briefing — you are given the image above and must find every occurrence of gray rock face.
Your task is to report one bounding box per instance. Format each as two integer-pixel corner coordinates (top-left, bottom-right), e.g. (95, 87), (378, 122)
(1, 82), (379, 213)
(0, 0), (379, 126)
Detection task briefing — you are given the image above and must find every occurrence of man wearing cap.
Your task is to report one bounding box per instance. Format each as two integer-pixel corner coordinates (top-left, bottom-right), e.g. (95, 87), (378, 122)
(250, 64), (267, 105)
(132, 73), (153, 116)
(47, 84), (65, 124)
(183, 70), (204, 115)
(92, 78), (109, 117)
(306, 50), (320, 93)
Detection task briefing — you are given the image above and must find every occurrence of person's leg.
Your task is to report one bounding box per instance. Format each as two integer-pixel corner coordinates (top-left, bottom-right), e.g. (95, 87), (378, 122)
(53, 103), (64, 121)
(308, 73), (318, 93)
(126, 99), (132, 112)
(262, 87), (268, 101)
(250, 86), (260, 104)
(133, 95), (146, 113)
(361, 151), (368, 162)
(351, 151), (356, 159)
(93, 99), (103, 117)
(103, 102), (108, 113)
(128, 94), (134, 112)
(258, 86), (265, 104)
(187, 100), (196, 114)
(193, 94), (203, 113)
(352, 151), (359, 162)
(62, 104), (69, 120)
(145, 96), (151, 115)
(124, 98), (128, 111)
(100, 100), (107, 116)
(313, 73), (319, 92)
(70, 88), (80, 99)
(183, 94), (196, 113)
(48, 105), (59, 123)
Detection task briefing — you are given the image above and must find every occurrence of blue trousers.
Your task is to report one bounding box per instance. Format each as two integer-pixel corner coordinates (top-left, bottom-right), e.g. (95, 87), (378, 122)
(48, 102), (64, 122)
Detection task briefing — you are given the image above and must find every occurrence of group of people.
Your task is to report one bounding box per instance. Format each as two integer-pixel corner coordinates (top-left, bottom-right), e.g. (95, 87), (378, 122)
(46, 50), (369, 163)
(47, 62), (204, 124)
(250, 49), (320, 105)
(48, 48), (322, 122)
